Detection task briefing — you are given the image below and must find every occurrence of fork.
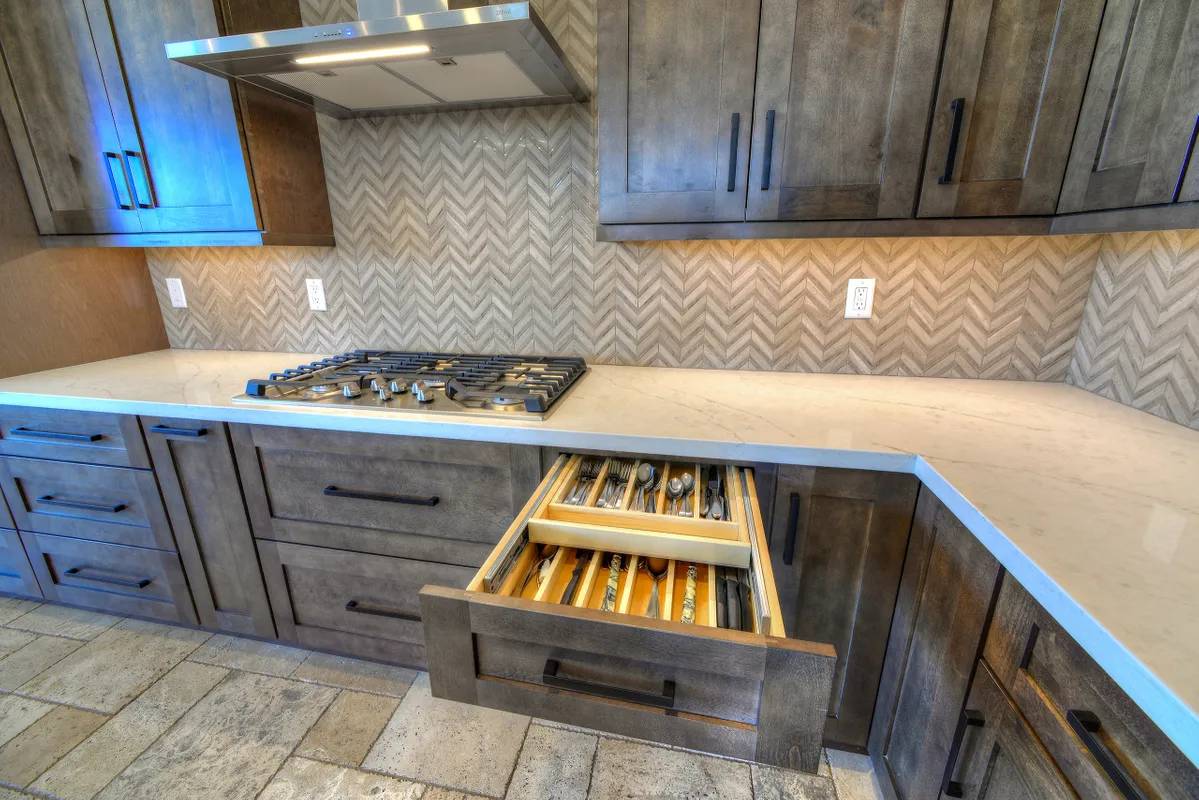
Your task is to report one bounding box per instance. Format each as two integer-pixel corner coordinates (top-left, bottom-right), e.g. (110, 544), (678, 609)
(566, 459), (602, 505)
(597, 460), (633, 508)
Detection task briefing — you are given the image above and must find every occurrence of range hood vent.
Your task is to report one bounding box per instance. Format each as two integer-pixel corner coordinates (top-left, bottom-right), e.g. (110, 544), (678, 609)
(166, 0), (586, 118)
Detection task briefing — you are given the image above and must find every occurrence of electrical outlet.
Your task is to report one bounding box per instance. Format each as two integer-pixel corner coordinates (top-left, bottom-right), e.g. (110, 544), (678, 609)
(305, 278), (327, 312)
(165, 278), (187, 309)
(844, 278), (876, 319)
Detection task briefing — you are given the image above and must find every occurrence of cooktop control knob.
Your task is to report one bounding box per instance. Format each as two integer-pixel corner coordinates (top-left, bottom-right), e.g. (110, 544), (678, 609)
(389, 380), (408, 395)
(375, 385), (393, 402)
(341, 382), (362, 399)
(411, 380), (434, 403)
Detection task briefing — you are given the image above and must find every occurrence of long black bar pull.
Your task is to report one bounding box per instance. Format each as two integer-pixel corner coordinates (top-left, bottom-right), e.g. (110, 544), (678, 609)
(941, 708), (985, 797)
(938, 98), (966, 185)
(1067, 710), (1148, 800)
(727, 113), (741, 192)
(760, 110), (777, 190)
(783, 492), (801, 565)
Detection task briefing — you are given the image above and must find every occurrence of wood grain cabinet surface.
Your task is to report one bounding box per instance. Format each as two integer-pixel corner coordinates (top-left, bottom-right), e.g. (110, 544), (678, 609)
(0, 406), (149, 467)
(0, 527), (41, 599)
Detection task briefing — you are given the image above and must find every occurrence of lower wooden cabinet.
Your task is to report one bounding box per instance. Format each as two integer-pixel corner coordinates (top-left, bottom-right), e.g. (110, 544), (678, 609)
(0, 528), (40, 598)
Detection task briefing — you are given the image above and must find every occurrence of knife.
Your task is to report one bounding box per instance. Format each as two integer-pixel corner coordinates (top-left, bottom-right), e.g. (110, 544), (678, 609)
(559, 549), (591, 605)
(715, 566), (729, 628)
(724, 568), (741, 630)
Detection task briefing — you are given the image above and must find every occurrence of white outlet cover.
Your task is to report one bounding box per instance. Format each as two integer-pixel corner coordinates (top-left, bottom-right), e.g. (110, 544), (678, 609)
(845, 278), (876, 319)
(306, 278), (327, 312)
(165, 278), (187, 309)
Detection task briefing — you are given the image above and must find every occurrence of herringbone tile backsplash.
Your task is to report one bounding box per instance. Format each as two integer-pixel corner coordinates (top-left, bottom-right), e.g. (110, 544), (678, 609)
(145, 0), (1198, 427)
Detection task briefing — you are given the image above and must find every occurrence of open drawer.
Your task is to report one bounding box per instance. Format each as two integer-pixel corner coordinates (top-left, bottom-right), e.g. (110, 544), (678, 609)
(419, 454), (836, 772)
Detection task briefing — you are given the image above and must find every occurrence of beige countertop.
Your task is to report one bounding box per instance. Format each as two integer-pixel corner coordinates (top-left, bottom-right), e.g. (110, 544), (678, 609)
(1, 348), (1196, 764)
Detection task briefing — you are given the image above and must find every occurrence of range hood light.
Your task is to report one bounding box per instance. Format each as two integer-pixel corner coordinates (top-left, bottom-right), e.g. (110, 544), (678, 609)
(293, 43), (431, 66)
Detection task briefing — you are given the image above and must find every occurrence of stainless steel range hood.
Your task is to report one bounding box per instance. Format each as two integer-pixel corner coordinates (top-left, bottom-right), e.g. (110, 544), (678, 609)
(165, 0), (586, 118)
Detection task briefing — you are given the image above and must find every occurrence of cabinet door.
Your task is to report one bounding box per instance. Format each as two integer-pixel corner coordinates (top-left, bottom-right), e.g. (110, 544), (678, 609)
(868, 488), (1002, 800)
(942, 662), (1077, 800)
(143, 417), (274, 637)
(0, 1), (141, 234)
(87, 0), (257, 233)
(597, 0), (759, 223)
(768, 466), (918, 749)
(1058, 0), (1199, 213)
(917, 0), (1105, 217)
(747, 0), (949, 220)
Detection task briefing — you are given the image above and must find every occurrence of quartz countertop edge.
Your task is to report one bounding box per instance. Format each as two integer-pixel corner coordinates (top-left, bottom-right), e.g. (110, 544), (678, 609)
(0, 348), (1195, 767)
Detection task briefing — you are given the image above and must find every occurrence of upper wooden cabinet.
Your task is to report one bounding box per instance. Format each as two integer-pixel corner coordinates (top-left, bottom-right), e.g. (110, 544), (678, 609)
(1058, 0), (1199, 213)
(0, 0), (333, 246)
(917, 0), (1106, 217)
(747, 0), (949, 220)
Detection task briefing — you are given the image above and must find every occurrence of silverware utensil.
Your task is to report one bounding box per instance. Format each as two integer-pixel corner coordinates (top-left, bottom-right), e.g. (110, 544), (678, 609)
(644, 557), (668, 618)
(666, 477), (684, 515)
(680, 472), (695, 516)
(567, 459), (601, 505)
(633, 462), (654, 511)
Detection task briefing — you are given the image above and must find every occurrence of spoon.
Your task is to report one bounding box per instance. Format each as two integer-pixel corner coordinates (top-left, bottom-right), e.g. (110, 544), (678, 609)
(634, 462), (654, 510)
(679, 472), (695, 516)
(644, 557), (669, 618)
(666, 477), (684, 515)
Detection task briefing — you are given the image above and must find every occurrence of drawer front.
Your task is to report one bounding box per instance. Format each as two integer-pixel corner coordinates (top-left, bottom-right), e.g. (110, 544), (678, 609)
(0, 457), (174, 550)
(0, 528), (41, 598)
(21, 531), (197, 624)
(0, 487), (12, 529)
(0, 406), (148, 467)
(258, 539), (475, 669)
(984, 574), (1199, 799)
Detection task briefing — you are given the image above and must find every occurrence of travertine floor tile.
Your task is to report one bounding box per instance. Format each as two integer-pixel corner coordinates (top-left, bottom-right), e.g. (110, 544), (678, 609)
(30, 660), (229, 800)
(0, 705), (107, 789)
(0, 786), (38, 799)
(363, 673), (530, 798)
(752, 763), (837, 800)
(0, 695), (56, 748)
(827, 749), (886, 800)
(292, 651), (418, 696)
(422, 788), (489, 800)
(259, 757), (423, 800)
(18, 618), (209, 713)
(0, 635), (82, 691)
(588, 737), (752, 800)
(0, 597), (39, 625)
(296, 689), (400, 767)
(95, 671), (337, 800)
(4, 605), (120, 641)
(0, 628), (36, 658)
(505, 724), (596, 800)
(188, 634), (309, 677)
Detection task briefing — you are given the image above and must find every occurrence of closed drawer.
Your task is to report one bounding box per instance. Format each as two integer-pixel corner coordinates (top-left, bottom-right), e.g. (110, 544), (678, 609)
(0, 487), (12, 529)
(0, 406), (148, 467)
(419, 454), (837, 773)
(0, 456), (175, 550)
(0, 528), (41, 599)
(21, 531), (197, 624)
(258, 539), (475, 668)
(232, 424), (541, 565)
(984, 573), (1199, 799)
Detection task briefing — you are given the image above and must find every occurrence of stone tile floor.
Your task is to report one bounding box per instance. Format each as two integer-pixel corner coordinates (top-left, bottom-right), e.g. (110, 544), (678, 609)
(0, 599), (887, 799)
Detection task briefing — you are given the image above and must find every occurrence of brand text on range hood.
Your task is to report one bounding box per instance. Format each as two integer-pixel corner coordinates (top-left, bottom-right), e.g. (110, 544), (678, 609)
(165, 0), (586, 118)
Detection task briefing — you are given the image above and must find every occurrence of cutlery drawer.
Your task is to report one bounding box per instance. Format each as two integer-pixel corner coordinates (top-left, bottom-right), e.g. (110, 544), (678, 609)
(420, 454), (836, 772)
(21, 531), (196, 624)
(0, 457), (175, 550)
(258, 539), (476, 668)
(0, 406), (149, 467)
(0, 527), (41, 599)
(983, 573), (1199, 799)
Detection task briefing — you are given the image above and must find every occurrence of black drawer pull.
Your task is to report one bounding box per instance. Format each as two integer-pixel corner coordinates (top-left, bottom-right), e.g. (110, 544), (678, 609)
(323, 485), (439, 506)
(149, 424), (207, 438)
(782, 492), (801, 565)
(938, 97), (966, 185)
(726, 112), (741, 192)
(64, 566), (151, 589)
(103, 151), (134, 210)
(123, 150), (155, 209)
(11, 426), (102, 443)
(942, 708), (985, 797)
(1067, 710), (1148, 800)
(38, 495), (126, 514)
(542, 658), (676, 709)
(345, 599), (420, 622)
(760, 109), (776, 190)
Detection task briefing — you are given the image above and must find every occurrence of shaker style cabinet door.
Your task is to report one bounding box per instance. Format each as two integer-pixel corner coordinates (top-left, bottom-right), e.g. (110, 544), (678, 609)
(917, 0), (1105, 217)
(1058, 0), (1199, 213)
(0, 1), (141, 234)
(597, 0), (759, 223)
(747, 0), (950, 220)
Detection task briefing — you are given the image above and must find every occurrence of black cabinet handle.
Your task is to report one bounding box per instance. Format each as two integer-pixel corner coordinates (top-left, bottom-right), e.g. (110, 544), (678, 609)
(123, 150), (155, 209)
(38, 495), (126, 514)
(727, 112), (741, 192)
(942, 708), (985, 797)
(323, 485), (439, 506)
(782, 492), (801, 565)
(760, 109), (776, 190)
(103, 151), (135, 210)
(345, 599), (420, 622)
(938, 98), (966, 185)
(11, 426), (102, 443)
(543, 658), (676, 708)
(1172, 114), (1199, 203)
(1067, 710), (1148, 800)
(64, 566), (151, 589)
(149, 424), (207, 438)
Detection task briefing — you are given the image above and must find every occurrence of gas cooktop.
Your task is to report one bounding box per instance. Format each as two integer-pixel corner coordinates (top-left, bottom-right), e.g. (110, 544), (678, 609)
(235, 351), (588, 420)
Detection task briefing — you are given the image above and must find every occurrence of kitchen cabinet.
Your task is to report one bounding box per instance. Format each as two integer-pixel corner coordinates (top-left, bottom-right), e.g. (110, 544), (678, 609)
(0, 0), (332, 246)
(765, 466), (919, 750)
(1058, 0), (1199, 213)
(868, 488), (1002, 800)
(597, 0), (760, 224)
(747, 0), (949, 220)
(143, 417), (275, 638)
(0, 528), (41, 599)
(917, 0), (1106, 217)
